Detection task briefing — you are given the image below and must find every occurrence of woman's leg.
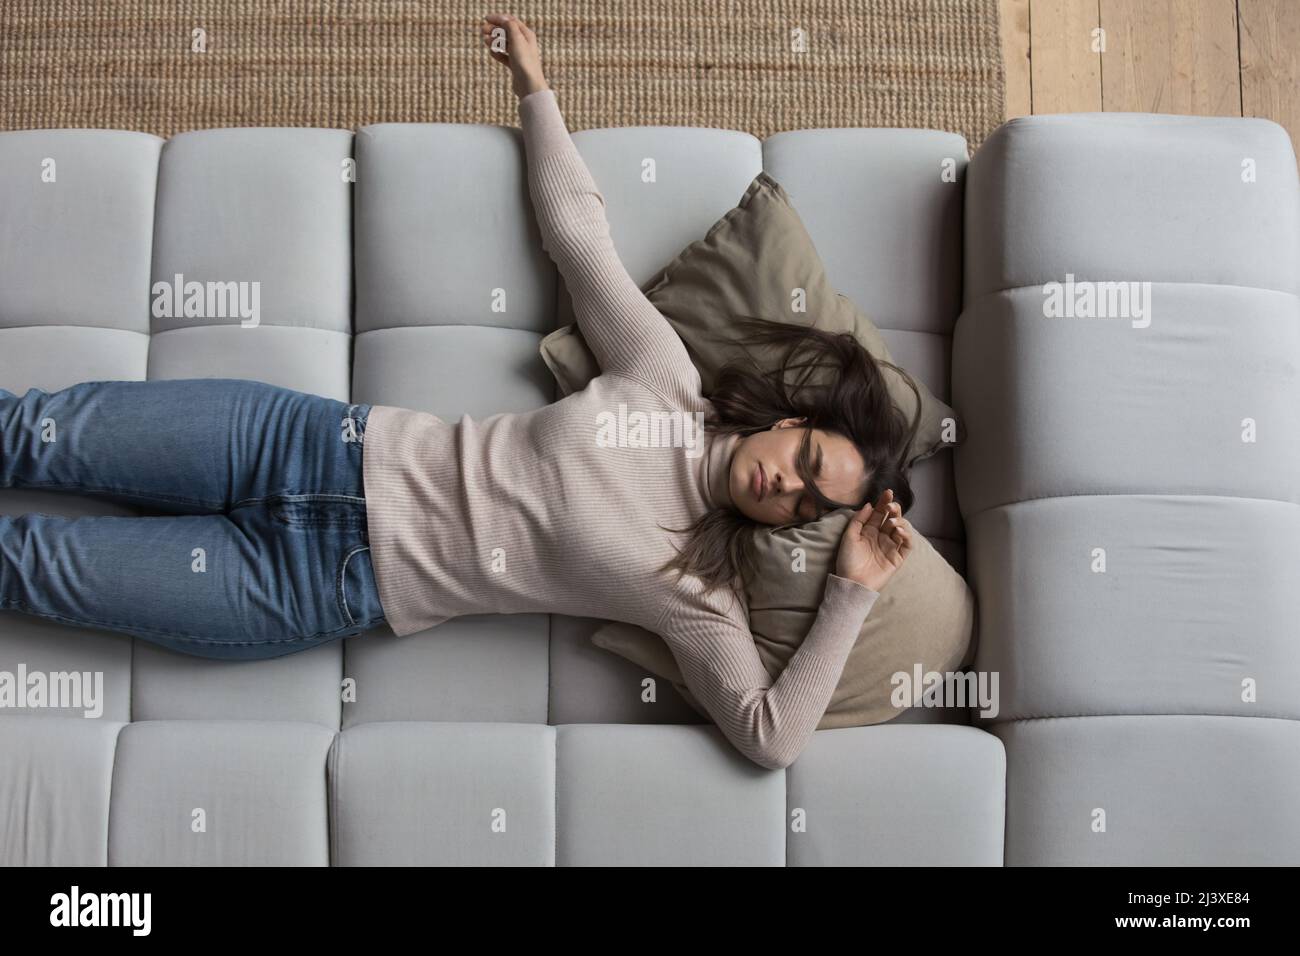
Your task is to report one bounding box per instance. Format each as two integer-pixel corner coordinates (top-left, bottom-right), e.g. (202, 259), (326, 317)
(0, 497), (385, 660)
(0, 379), (384, 657)
(0, 378), (367, 514)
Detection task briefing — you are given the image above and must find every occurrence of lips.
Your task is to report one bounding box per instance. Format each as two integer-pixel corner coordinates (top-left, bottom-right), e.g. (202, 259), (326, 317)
(752, 462), (766, 501)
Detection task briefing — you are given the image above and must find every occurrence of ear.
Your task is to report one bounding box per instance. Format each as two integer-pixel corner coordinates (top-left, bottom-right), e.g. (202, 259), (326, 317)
(771, 416), (808, 430)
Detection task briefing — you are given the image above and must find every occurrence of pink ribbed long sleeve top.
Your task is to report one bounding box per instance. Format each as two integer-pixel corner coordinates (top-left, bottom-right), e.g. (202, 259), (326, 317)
(360, 87), (880, 770)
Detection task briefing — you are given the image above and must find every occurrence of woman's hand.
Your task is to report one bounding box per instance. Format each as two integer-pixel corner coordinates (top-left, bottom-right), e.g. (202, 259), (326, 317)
(481, 13), (549, 98)
(835, 488), (912, 592)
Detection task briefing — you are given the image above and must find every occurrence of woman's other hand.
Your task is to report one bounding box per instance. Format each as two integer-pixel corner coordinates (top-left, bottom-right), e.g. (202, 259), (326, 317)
(834, 488), (912, 592)
(481, 13), (549, 98)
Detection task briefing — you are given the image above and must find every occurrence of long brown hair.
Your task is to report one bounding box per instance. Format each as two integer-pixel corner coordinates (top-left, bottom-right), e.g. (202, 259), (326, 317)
(657, 313), (922, 598)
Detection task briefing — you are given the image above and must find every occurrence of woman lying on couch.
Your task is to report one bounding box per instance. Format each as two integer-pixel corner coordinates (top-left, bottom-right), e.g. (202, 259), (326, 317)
(0, 12), (918, 771)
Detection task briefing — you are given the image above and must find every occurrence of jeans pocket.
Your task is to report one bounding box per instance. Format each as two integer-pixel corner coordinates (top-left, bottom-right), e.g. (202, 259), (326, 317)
(338, 544), (384, 629)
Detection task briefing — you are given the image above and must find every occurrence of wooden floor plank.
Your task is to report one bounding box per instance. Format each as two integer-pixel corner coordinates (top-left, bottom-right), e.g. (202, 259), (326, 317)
(1029, 0), (1103, 113)
(1002, 0), (1033, 117)
(1099, 0), (1241, 115)
(1240, 0), (1300, 159)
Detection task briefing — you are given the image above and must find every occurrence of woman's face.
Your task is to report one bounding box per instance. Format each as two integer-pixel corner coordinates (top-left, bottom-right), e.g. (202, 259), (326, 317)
(727, 418), (869, 525)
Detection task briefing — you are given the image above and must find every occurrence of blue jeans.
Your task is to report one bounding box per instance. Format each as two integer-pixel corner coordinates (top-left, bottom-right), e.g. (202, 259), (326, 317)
(0, 378), (386, 659)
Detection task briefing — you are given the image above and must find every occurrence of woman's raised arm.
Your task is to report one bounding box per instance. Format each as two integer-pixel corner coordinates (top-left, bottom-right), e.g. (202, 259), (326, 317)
(482, 13), (702, 406)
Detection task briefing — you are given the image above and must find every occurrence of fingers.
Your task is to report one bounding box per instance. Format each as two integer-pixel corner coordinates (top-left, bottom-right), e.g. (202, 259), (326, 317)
(892, 519), (911, 547)
(480, 16), (508, 61)
(887, 519), (912, 557)
(861, 512), (902, 548)
(871, 518), (908, 563)
(481, 14), (533, 51)
(847, 499), (875, 531)
(871, 490), (901, 531)
(483, 13), (533, 38)
(853, 484), (912, 567)
(876, 516), (902, 542)
(850, 488), (910, 559)
(851, 490), (902, 531)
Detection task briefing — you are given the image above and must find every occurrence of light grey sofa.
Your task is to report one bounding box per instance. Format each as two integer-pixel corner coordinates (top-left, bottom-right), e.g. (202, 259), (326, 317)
(0, 108), (1295, 866)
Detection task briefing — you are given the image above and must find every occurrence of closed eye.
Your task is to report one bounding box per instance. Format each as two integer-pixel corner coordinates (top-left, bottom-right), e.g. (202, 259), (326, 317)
(795, 442), (825, 520)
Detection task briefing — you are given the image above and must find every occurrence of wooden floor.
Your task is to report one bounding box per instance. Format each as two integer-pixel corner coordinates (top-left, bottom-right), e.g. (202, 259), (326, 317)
(1000, 0), (1299, 160)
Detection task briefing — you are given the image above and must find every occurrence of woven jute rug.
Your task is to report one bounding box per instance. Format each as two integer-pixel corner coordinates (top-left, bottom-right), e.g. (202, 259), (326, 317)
(1, 0), (1005, 148)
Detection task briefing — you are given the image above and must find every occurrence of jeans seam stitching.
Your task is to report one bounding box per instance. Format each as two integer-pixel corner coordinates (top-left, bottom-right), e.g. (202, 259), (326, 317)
(338, 545), (369, 627)
(233, 493), (367, 509)
(0, 597), (360, 646)
(5, 480), (220, 509)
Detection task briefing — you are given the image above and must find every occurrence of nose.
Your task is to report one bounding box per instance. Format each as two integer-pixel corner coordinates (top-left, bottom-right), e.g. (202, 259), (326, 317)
(775, 470), (803, 495)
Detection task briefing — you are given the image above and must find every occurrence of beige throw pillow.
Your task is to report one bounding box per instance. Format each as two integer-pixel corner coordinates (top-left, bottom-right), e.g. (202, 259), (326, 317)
(592, 508), (977, 729)
(539, 170), (964, 466)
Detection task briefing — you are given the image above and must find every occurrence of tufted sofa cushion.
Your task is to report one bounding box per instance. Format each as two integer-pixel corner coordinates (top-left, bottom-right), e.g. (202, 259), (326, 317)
(954, 113), (1300, 864)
